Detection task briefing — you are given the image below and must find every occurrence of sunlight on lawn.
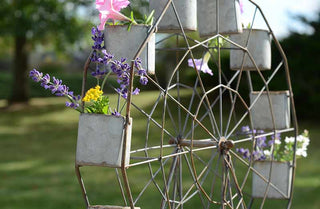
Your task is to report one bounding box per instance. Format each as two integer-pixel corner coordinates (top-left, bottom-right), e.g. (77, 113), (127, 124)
(0, 93), (319, 209)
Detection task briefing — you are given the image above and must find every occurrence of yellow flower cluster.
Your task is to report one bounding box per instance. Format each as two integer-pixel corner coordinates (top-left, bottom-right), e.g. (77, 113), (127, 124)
(82, 85), (103, 102)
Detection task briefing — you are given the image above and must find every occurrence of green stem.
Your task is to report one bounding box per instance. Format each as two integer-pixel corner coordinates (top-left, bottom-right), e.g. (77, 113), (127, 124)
(101, 71), (112, 91)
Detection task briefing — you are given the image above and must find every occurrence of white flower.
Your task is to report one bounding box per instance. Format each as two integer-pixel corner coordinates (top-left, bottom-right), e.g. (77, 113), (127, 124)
(264, 150), (271, 156)
(285, 136), (295, 144)
(275, 139), (281, 145)
(296, 148), (307, 157)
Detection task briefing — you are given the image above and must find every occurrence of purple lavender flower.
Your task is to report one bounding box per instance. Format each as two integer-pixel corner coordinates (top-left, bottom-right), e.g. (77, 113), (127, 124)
(48, 77), (63, 94)
(256, 130), (267, 148)
(66, 101), (80, 109)
(268, 139), (274, 146)
(139, 76), (148, 85)
(241, 125), (250, 133)
(29, 69), (82, 111)
(134, 57), (142, 68)
(112, 109), (121, 117)
(55, 85), (69, 96)
(132, 88), (140, 95)
(91, 26), (104, 50)
(102, 49), (114, 64)
(236, 148), (250, 159)
(40, 74), (50, 89)
(271, 132), (281, 140)
(29, 69), (43, 82)
(91, 68), (107, 79)
(252, 150), (266, 161)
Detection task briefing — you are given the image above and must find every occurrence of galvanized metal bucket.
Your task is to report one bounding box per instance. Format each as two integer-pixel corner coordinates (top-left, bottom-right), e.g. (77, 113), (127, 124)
(230, 29), (271, 70)
(250, 91), (290, 130)
(252, 161), (292, 199)
(197, 0), (242, 37)
(76, 113), (132, 168)
(104, 25), (155, 74)
(150, 0), (197, 33)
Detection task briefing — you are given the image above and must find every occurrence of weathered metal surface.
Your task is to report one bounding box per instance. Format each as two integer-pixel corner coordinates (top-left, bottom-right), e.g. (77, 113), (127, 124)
(250, 91), (290, 130)
(76, 114), (132, 168)
(252, 161), (292, 199)
(198, 0), (242, 37)
(150, 0), (197, 33)
(104, 25), (155, 75)
(230, 29), (271, 70)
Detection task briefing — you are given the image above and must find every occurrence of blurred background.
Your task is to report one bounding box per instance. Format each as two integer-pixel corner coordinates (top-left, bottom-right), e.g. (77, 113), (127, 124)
(0, 0), (319, 209)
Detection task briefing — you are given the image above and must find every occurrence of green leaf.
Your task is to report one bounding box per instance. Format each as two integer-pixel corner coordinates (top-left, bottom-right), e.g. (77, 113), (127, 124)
(203, 52), (211, 63)
(145, 10), (155, 25)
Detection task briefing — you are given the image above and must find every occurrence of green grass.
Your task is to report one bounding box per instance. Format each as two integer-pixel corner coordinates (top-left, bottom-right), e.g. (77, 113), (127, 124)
(0, 93), (319, 209)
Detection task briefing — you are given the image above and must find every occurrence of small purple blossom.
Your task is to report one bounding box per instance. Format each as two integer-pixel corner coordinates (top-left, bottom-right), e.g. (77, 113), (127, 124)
(91, 26), (104, 50)
(102, 49), (114, 64)
(241, 125), (250, 133)
(139, 76), (148, 85)
(66, 101), (80, 109)
(91, 68), (107, 79)
(236, 148), (250, 159)
(132, 88), (140, 95)
(29, 69), (43, 82)
(41, 74), (50, 89)
(272, 132), (281, 140)
(188, 58), (213, 76)
(29, 69), (82, 111)
(111, 109), (121, 117)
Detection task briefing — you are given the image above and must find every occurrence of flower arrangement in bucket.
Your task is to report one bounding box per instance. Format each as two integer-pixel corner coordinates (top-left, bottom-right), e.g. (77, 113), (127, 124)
(29, 26), (149, 168)
(96, 0), (154, 31)
(236, 126), (310, 199)
(96, 0), (156, 74)
(236, 126), (310, 161)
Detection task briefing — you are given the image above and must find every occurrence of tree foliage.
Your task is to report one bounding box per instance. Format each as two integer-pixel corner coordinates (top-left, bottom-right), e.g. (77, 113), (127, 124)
(0, 0), (91, 104)
(276, 12), (320, 119)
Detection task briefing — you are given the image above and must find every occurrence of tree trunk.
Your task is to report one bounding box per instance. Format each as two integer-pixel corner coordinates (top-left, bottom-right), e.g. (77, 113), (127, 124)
(9, 34), (29, 104)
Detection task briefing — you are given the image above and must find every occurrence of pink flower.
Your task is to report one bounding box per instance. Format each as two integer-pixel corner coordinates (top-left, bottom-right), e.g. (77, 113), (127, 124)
(96, 0), (130, 30)
(188, 58), (213, 76)
(239, 0), (244, 14)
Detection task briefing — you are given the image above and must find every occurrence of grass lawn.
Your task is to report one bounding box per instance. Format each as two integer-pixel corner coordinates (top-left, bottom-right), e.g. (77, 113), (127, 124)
(0, 93), (319, 209)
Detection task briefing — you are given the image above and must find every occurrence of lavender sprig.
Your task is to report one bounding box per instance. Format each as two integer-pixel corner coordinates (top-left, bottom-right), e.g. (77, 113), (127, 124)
(29, 69), (81, 110)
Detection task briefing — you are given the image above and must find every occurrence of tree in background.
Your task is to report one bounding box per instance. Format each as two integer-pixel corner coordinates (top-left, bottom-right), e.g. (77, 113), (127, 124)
(276, 12), (320, 119)
(0, 0), (90, 105)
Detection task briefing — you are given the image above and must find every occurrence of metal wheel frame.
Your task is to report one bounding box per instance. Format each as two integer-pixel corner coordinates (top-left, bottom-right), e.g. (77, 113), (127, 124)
(75, 0), (299, 209)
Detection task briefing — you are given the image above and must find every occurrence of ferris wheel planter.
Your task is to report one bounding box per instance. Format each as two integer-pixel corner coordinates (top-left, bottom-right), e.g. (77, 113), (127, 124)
(150, 0), (197, 33)
(197, 0), (242, 37)
(104, 25), (155, 74)
(230, 29), (271, 71)
(76, 113), (132, 168)
(250, 91), (291, 130)
(252, 161), (293, 199)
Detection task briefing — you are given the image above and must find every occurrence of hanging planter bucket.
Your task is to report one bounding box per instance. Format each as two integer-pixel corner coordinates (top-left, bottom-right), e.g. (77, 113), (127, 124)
(149, 0), (197, 33)
(252, 161), (292, 199)
(250, 91), (290, 130)
(230, 29), (271, 71)
(104, 25), (155, 74)
(197, 0), (242, 37)
(76, 114), (132, 168)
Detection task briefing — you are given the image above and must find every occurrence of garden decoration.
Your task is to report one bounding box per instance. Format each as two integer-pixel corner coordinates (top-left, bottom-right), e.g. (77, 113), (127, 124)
(97, 0), (156, 74)
(31, 0), (301, 208)
(237, 128), (309, 198)
(197, 0), (243, 37)
(149, 0), (197, 33)
(230, 28), (272, 70)
(250, 91), (290, 130)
